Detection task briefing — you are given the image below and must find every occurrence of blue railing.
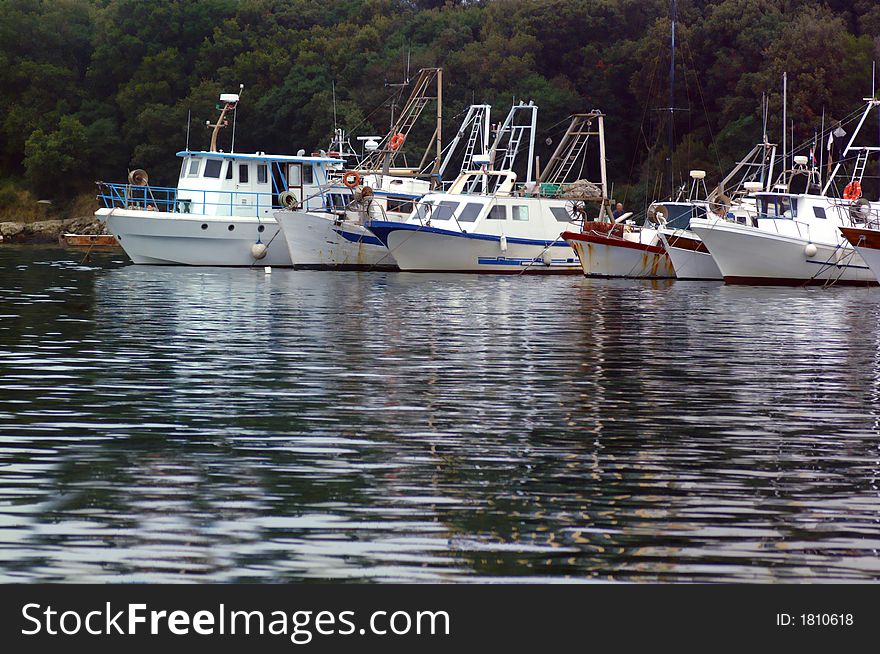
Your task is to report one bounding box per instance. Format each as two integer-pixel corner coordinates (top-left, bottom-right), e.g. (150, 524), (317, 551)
(96, 182), (325, 217)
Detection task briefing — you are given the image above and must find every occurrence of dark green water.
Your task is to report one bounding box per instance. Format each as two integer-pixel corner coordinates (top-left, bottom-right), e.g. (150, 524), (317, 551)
(1, 245), (879, 582)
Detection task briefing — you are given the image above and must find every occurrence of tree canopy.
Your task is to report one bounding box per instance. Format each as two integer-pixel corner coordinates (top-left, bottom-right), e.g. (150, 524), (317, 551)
(1, 0), (878, 207)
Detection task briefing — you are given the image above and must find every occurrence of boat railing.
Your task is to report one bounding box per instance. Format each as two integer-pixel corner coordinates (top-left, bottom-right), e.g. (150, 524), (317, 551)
(96, 182), (323, 217)
(828, 198), (880, 229)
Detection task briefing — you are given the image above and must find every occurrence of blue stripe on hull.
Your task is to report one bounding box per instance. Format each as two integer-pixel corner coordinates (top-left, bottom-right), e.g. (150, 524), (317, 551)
(477, 257), (578, 266)
(805, 259), (870, 271)
(367, 220), (572, 248)
(332, 229), (384, 247)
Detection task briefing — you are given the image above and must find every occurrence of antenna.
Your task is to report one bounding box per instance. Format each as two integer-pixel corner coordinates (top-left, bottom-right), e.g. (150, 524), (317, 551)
(668, 0), (676, 199)
(185, 108), (191, 151)
(231, 83), (244, 154)
(820, 106), (825, 184)
(331, 80), (338, 137)
(761, 92), (767, 143)
(782, 71), (787, 174)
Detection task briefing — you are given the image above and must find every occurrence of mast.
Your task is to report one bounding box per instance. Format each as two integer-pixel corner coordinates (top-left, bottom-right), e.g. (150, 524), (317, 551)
(667, 0), (676, 199)
(782, 71), (787, 178)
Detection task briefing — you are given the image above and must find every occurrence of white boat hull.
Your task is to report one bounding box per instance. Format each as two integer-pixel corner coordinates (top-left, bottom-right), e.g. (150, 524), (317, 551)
(658, 230), (722, 280)
(852, 245), (880, 283)
(562, 229), (675, 278)
(370, 223), (580, 273)
(274, 209), (396, 270)
(691, 217), (875, 285)
(100, 208), (292, 266)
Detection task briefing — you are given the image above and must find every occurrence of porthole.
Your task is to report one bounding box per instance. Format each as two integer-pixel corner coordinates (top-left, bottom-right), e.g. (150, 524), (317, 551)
(228, 224), (235, 231)
(201, 223), (208, 230)
(258, 225), (265, 233)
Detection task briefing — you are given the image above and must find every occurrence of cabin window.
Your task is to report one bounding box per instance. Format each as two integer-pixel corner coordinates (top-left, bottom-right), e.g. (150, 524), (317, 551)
(187, 158), (201, 177)
(432, 201), (459, 221)
(257, 164), (268, 184)
(458, 202), (482, 222)
(487, 205), (507, 220)
(204, 159), (222, 178)
(225, 161), (233, 179)
(180, 159), (187, 178)
(303, 165), (314, 185)
(288, 164), (301, 186)
(387, 196), (414, 214)
(550, 206), (572, 222)
(813, 206), (826, 219)
(415, 202), (432, 223)
(327, 193), (350, 210)
(239, 164), (249, 183)
(512, 205), (529, 221)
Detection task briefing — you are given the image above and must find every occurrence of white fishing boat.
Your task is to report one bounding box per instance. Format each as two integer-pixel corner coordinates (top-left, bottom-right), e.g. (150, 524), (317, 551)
(274, 68), (451, 270)
(657, 142), (778, 280)
(367, 109), (612, 274)
(97, 90), (342, 266)
(691, 99), (880, 286)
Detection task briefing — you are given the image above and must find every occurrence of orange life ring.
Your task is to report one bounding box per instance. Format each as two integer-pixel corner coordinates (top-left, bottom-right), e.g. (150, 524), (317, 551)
(844, 181), (862, 200)
(342, 171), (361, 188)
(389, 133), (405, 150)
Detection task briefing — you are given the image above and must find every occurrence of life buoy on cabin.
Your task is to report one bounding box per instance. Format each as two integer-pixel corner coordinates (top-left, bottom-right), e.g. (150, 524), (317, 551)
(389, 133), (405, 150)
(342, 171), (361, 188)
(843, 181), (862, 200)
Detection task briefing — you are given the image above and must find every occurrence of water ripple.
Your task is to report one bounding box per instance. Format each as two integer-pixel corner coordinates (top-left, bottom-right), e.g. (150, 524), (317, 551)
(0, 246), (879, 582)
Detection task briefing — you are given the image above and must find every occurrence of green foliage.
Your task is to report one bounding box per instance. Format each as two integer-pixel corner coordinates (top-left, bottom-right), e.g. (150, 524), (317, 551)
(1, 0), (878, 202)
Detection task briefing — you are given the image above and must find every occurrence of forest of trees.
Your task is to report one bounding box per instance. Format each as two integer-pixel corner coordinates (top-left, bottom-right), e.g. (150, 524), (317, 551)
(1, 0), (879, 213)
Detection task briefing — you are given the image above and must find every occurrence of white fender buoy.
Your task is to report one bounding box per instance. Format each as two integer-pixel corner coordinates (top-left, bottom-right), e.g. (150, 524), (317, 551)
(804, 243), (817, 258)
(251, 242), (268, 259)
(264, 266), (272, 274)
(542, 250), (553, 266)
(500, 235), (508, 252)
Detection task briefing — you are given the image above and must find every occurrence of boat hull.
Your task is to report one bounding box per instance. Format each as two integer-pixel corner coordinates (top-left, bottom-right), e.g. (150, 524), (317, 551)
(63, 233), (120, 247)
(368, 222), (580, 273)
(839, 226), (880, 283)
(657, 230), (721, 280)
(691, 218), (876, 286)
(100, 208), (292, 266)
(274, 209), (396, 270)
(562, 229), (676, 278)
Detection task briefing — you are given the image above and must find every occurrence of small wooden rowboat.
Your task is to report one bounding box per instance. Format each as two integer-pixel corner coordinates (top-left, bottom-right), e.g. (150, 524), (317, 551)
(63, 233), (119, 247)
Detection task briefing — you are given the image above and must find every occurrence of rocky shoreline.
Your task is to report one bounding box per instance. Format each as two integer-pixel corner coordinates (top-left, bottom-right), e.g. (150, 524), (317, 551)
(0, 215), (108, 244)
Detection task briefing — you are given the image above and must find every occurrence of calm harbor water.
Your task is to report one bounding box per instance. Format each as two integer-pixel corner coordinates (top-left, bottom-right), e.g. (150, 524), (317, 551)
(1, 245), (879, 583)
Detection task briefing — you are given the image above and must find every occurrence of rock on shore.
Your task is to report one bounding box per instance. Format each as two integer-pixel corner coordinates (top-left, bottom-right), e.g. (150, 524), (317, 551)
(0, 215), (107, 244)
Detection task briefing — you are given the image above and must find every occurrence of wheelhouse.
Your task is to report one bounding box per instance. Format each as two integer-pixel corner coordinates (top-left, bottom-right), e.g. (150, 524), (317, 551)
(98, 150), (344, 218)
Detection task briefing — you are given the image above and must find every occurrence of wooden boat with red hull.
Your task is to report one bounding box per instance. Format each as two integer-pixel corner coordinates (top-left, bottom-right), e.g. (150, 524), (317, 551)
(562, 221), (675, 279)
(840, 225), (880, 284)
(663, 232), (708, 253)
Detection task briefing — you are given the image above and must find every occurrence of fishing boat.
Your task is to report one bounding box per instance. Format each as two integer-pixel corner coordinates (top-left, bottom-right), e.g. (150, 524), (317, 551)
(97, 90), (342, 266)
(690, 99), (880, 286)
(563, 0), (684, 280)
(657, 142), (776, 280)
(366, 108), (612, 273)
(274, 72), (497, 270)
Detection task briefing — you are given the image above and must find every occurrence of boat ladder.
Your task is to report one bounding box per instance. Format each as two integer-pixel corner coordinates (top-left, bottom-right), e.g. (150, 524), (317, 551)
(852, 149), (870, 183)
